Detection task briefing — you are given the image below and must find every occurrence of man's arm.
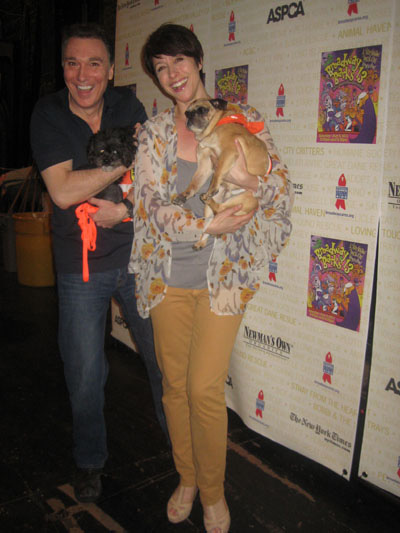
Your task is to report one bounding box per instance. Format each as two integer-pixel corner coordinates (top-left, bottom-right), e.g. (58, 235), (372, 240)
(41, 159), (130, 209)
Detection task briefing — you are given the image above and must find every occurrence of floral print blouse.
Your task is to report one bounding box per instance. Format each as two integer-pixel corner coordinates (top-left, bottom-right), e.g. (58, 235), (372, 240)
(128, 103), (294, 318)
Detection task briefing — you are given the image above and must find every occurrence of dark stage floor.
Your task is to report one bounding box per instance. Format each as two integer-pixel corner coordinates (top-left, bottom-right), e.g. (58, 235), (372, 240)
(0, 263), (399, 532)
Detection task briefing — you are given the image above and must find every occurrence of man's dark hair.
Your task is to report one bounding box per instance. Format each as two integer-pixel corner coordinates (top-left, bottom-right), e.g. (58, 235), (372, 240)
(61, 23), (114, 65)
(142, 23), (204, 78)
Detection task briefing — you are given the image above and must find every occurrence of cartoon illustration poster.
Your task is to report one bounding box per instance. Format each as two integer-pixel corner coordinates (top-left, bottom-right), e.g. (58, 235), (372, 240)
(214, 64), (248, 104)
(307, 236), (368, 332)
(317, 45), (382, 143)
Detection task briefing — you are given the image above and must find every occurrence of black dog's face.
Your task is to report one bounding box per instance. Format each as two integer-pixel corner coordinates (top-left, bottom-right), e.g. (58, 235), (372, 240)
(87, 126), (137, 172)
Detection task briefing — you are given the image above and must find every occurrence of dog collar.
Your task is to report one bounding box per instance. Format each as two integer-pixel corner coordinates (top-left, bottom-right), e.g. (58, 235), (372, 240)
(216, 114), (264, 134)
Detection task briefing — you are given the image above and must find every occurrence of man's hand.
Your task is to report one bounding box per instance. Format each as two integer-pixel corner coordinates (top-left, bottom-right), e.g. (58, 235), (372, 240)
(89, 197), (128, 228)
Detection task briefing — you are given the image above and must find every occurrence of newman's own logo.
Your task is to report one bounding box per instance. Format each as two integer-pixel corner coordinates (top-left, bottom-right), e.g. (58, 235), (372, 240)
(267, 2), (305, 23)
(243, 325), (292, 359)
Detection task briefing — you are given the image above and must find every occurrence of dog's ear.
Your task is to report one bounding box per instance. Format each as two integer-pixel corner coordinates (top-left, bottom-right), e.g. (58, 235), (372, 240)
(210, 98), (228, 111)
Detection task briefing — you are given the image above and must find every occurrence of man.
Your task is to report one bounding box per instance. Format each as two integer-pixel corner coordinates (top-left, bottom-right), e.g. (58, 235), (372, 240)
(30, 23), (167, 503)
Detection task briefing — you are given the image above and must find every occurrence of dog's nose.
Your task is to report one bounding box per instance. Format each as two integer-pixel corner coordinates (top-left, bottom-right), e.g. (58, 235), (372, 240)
(185, 110), (194, 119)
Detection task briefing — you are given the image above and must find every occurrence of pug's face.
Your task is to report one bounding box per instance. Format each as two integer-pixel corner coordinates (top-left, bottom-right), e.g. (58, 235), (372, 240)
(185, 98), (228, 134)
(87, 126), (137, 171)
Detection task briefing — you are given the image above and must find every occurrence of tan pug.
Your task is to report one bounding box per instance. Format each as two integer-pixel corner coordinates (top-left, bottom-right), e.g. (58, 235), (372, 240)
(173, 98), (270, 250)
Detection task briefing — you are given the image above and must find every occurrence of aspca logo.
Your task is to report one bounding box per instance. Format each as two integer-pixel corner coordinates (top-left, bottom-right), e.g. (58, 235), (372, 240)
(267, 1), (305, 24)
(347, 1), (359, 17)
(322, 352), (334, 384)
(256, 390), (265, 418)
(385, 378), (400, 396)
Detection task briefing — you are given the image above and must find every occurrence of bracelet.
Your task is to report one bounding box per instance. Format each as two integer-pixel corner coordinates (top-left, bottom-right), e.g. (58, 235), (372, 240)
(121, 198), (133, 218)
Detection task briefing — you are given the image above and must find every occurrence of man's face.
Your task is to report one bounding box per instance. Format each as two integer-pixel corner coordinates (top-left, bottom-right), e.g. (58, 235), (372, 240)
(63, 37), (114, 115)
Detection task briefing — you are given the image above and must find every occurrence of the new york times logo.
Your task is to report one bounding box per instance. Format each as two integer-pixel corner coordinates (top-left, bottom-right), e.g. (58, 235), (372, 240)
(388, 181), (400, 208)
(243, 325), (292, 359)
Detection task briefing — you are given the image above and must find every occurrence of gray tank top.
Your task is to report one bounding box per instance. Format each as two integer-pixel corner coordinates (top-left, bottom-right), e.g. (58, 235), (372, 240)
(168, 158), (214, 289)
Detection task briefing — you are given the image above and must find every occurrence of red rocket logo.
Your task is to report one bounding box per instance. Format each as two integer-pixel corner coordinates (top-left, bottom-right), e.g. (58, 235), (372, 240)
(228, 11), (236, 41)
(323, 352), (334, 384)
(152, 98), (157, 117)
(347, 1), (359, 16)
(125, 43), (129, 66)
(276, 84), (285, 117)
(155, 0), (159, 6)
(268, 257), (277, 282)
(256, 390), (265, 418)
(335, 174), (348, 210)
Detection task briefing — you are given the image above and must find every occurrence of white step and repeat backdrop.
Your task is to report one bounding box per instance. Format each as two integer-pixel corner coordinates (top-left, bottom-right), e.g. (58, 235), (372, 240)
(111, 0), (399, 498)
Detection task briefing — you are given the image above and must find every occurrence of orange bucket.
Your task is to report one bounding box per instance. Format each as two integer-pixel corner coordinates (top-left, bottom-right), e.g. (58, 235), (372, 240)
(12, 212), (55, 287)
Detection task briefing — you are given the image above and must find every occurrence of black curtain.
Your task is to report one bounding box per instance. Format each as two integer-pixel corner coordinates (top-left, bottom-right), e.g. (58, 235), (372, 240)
(0, 0), (113, 169)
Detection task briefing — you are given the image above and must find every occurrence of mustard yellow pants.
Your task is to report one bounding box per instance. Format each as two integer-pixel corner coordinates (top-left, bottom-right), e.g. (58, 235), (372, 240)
(150, 287), (243, 506)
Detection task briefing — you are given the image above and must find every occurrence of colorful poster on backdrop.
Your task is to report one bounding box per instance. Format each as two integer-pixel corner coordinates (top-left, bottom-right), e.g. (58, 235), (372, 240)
(307, 236), (368, 332)
(214, 65), (248, 104)
(317, 45), (382, 144)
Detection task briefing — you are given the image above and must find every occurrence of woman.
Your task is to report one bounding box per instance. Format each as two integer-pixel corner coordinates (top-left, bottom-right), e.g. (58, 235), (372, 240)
(129, 23), (293, 533)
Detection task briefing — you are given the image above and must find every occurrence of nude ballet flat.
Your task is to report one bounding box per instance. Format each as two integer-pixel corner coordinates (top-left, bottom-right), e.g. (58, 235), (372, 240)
(167, 485), (197, 523)
(203, 498), (231, 533)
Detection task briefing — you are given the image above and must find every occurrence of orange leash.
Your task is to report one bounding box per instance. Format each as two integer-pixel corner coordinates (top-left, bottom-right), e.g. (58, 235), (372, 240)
(75, 202), (99, 282)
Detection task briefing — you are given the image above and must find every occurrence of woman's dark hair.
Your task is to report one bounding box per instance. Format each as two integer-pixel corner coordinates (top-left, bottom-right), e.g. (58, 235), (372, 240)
(61, 23), (114, 65)
(142, 23), (204, 78)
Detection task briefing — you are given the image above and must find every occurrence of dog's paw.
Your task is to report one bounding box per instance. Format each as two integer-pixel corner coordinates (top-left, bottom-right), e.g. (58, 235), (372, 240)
(192, 238), (208, 251)
(101, 165), (117, 172)
(173, 195), (186, 206)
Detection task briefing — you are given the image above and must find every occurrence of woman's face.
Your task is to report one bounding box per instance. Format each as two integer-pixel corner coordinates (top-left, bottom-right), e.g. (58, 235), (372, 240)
(152, 54), (206, 107)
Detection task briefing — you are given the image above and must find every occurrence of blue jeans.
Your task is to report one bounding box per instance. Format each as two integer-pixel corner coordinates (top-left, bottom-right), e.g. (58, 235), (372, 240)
(57, 268), (167, 469)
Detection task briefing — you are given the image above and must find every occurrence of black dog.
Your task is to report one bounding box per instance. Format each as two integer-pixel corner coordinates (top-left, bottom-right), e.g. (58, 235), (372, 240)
(86, 126), (137, 203)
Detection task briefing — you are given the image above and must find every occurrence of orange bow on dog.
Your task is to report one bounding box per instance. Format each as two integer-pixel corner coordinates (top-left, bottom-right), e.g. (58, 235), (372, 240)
(216, 114), (264, 134)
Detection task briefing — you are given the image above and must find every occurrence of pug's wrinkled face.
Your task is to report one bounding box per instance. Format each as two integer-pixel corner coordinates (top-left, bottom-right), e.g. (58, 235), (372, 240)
(185, 100), (214, 134)
(185, 98), (228, 134)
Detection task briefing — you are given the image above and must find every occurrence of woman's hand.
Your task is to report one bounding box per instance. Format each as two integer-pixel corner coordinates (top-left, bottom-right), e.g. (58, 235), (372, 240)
(225, 139), (259, 193)
(206, 204), (256, 235)
(89, 197), (128, 228)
